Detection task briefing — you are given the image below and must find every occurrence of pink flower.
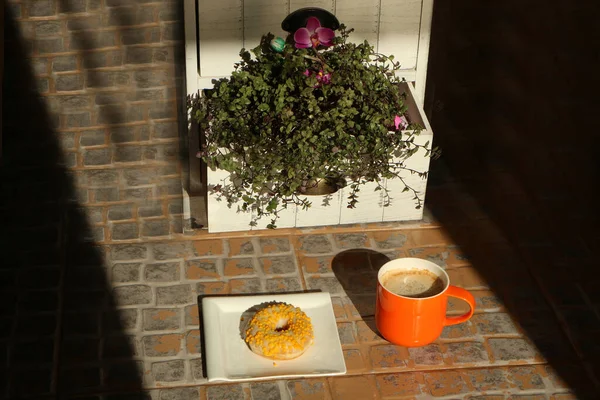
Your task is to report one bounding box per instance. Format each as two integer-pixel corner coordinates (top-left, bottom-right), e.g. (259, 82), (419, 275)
(304, 69), (332, 87)
(316, 70), (331, 84)
(394, 115), (408, 130)
(293, 17), (335, 49)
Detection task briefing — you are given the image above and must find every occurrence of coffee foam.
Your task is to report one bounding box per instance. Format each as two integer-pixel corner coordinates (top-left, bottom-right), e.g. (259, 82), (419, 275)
(381, 268), (445, 298)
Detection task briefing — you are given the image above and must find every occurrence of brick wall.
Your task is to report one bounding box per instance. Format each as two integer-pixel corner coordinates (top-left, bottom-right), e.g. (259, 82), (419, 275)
(7, 0), (186, 241)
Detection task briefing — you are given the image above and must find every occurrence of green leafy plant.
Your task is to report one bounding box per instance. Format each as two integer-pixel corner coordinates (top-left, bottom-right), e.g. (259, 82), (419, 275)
(189, 20), (439, 229)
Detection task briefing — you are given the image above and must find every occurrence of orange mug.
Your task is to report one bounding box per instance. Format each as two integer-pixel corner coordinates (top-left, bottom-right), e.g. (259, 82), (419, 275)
(375, 257), (475, 347)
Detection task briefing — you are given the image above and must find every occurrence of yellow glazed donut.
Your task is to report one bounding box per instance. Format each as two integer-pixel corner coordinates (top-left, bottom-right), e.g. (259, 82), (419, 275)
(244, 302), (314, 360)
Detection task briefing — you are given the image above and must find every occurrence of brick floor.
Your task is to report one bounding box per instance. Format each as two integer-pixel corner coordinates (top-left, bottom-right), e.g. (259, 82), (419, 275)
(4, 1), (600, 400)
(12, 219), (590, 399)
(3, 156), (599, 398)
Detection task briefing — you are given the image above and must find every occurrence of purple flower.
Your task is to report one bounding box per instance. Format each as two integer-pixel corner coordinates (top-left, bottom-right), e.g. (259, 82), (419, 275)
(304, 69), (332, 87)
(394, 115), (408, 130)
(316, 70), (331, 84)
(294, 17), (335, 49)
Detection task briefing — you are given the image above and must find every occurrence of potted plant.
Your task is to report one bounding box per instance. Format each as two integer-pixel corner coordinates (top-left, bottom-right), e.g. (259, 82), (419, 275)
(189, 9), (438, 230)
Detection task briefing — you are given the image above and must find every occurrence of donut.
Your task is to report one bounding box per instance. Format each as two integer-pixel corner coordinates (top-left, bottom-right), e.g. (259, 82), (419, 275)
(244, 302), (314, 360)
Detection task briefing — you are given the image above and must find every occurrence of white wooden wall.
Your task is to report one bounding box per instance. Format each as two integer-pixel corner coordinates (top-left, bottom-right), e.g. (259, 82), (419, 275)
(182, 0), (436, 232)
(185, 0), (434, 104)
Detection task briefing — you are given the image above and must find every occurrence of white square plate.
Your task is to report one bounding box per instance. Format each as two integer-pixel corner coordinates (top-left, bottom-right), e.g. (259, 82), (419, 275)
(201, 292), (347, 382)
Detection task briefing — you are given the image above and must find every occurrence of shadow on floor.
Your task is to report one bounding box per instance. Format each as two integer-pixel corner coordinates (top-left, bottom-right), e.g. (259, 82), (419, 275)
(1, 5), (143, 399)
(424, 0), (600, 397)
(332, 249), (390, 336)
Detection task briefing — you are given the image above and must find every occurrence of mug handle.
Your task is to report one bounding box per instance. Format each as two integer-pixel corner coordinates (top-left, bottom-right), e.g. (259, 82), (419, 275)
(444, 285), (476, 326)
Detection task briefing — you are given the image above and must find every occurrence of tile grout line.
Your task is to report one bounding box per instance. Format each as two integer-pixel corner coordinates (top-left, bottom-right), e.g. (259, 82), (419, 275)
(289, 234), (308, 292)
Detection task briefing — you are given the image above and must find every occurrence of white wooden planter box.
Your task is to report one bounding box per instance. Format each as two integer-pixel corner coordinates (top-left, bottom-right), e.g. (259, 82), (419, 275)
(206, 82), (433, 233)
(182, 0), (435, 232)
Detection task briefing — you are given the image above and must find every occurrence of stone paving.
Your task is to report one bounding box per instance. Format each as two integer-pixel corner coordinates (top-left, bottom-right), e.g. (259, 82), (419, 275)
(47, 217), (600, 399)
(2, 133), (599, 399)
(3, 191), (592, 400)
(3, 0), (600, 398)
(2, 145), (599, 398)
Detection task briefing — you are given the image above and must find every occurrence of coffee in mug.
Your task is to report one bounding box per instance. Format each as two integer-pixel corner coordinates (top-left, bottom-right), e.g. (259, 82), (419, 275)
(376, 257), (475, 347)
(381, 269), (445, 298)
